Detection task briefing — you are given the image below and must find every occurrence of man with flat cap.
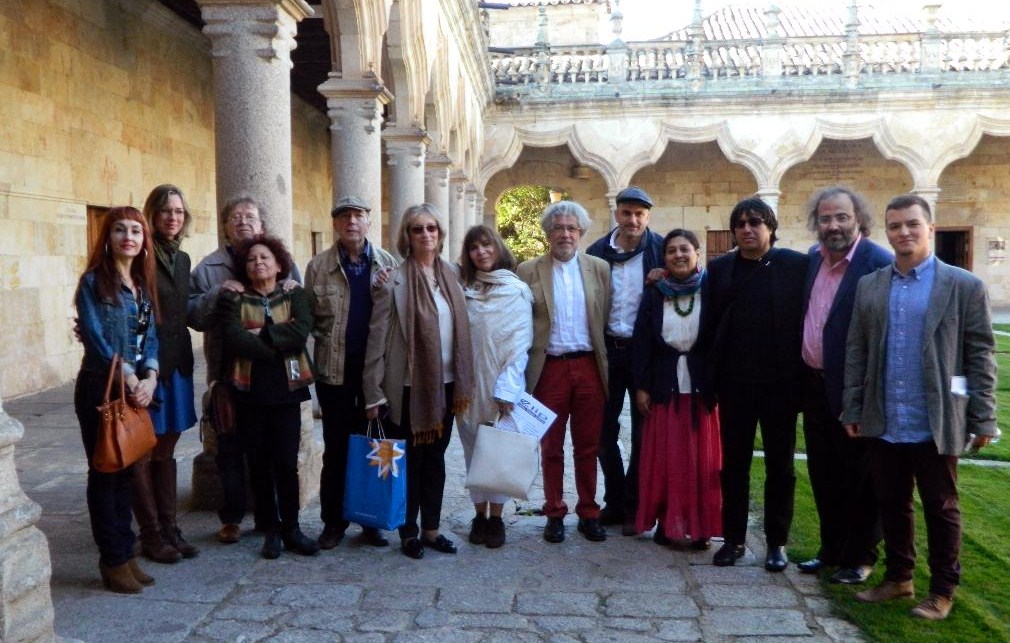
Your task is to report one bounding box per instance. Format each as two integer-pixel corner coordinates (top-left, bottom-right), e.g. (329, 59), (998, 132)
(586, 186), (665, 535)
(305, 196), (398, 549)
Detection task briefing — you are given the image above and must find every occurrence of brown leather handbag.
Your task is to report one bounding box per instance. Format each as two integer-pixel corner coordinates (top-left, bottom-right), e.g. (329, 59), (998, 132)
(204, 380), (236, 435)
(93, 354), (157, 473)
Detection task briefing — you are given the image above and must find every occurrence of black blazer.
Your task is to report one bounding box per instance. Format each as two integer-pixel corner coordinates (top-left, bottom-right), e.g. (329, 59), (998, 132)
(630, 283), (713, 409)
(699, 247), (809, 398)
(155, 249), (195, 379)
(801, 238), (892, 418)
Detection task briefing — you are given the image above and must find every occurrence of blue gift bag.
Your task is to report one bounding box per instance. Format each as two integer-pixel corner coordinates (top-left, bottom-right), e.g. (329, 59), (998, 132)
(342, 420), (407, 530)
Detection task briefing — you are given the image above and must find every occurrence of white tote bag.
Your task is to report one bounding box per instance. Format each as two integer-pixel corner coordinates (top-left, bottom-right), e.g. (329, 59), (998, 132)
(464, 417), (540, 500)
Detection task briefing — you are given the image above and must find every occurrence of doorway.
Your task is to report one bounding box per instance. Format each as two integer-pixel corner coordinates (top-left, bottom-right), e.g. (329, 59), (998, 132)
(934, 227), (972, 270)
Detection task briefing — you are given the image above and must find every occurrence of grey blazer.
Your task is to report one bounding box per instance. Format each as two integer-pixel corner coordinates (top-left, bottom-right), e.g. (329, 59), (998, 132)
(841, 258), (997, 455)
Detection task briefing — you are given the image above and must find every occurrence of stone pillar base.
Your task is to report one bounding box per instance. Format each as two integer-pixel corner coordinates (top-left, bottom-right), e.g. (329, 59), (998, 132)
(0, 402), (55, 642)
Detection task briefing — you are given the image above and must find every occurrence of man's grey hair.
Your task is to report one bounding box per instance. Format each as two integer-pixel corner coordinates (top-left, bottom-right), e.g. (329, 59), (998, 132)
(540, 200), (592, 236)
(805, 186), (873, 237)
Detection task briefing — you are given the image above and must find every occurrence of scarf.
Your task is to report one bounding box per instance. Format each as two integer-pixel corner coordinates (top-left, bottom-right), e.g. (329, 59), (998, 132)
(461, 270), (534, 427)
(597, 228), (649, 265)
(153, 234), (181, 273)
(404, 258), (474, 443)
(656, 267), (704, 299)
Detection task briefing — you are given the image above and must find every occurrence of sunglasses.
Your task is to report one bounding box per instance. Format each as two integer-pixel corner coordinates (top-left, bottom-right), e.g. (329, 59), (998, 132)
(732, 217), (766, 229)
(410, 224), (439, 235)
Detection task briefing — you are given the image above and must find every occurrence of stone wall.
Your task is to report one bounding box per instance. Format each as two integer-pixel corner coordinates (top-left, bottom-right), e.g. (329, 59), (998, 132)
(0, 0), (331, 399)
(489, 4), (605, 48)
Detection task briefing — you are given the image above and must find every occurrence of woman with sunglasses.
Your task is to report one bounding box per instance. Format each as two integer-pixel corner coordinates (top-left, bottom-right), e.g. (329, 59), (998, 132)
(364, 204), (474, 559)
(74, 206), (160, 593)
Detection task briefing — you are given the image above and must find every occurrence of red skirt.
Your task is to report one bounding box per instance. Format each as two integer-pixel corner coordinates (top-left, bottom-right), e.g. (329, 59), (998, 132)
(635, 394), (722, 540)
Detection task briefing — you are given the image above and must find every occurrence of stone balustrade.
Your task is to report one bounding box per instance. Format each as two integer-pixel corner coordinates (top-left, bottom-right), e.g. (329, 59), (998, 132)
(489, 30), (1010, 95)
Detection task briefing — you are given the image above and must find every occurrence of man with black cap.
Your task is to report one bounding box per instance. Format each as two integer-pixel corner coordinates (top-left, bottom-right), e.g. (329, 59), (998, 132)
(304, 195), (398, 549)
(586, 186), (665, 535)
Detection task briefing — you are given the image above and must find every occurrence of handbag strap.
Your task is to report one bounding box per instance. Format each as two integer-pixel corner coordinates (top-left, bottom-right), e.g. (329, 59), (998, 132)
(366, 417), (386, 440)
(103, 353), (122, 404)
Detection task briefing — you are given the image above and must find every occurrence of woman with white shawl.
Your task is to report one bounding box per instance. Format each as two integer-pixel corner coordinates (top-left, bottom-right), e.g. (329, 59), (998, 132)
(457, 225), (534, 549)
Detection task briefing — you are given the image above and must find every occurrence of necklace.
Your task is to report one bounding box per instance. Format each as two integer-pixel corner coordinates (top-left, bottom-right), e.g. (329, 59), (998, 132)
(673, 293), (695, 317)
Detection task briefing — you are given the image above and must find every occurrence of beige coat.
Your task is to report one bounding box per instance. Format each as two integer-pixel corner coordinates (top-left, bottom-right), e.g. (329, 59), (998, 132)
(304, 242), (398, 385)
(516, 252), (612, 393)
(362, 260), (468, 427)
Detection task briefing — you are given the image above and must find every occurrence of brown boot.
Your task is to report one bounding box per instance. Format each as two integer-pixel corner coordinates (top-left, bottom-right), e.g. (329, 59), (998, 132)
(152, 459), (199, 558)
(855, 579), (914, 603)
(131, 457), (181, 564)
(127, 557), (155, 586)
(99, 561), (143, 594)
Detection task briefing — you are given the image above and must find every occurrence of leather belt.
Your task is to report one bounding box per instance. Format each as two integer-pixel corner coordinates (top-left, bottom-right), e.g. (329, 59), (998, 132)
(605, 335), (632, 349)
(546, 351), (594, 360)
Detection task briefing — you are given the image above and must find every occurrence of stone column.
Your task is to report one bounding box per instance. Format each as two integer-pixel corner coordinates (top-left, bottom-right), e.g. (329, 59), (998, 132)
(318, 77), (393, 248)
(912, 186), (941, 219)
(756, 187), (781, 214)
(383, 128), (429, 255)
(448, 173), (468, 261)
(425, 156), (452, 258)
(199, 0), (313, 247)
(0, 396), (55, 642)
(465, 186), (481, 230)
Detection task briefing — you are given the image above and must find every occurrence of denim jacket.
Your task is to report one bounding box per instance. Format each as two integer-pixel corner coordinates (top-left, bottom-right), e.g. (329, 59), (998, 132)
(76, 271), (160, 377)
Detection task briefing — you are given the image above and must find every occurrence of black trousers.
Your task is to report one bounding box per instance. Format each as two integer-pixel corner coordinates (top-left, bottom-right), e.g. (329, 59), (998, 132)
(718, 381), (797, 546)
(236, 402), (303, 532)
(387, 384), (455, 540)
(75, 371), (136, 567)
(597, 340), (642, 516)
(317, 354), (368, 529)
(869, 439), (961, 598)
(802, 367), (880, 567)
(215, 429), (253, 526)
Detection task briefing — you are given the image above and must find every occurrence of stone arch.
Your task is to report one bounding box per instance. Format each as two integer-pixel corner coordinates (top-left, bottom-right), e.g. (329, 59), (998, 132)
(777, 137), (914, 249)
(385, 0), (427, 128)
(484, 144), (611, 242)
(628, 140), (759, 254)
(322, 0), (389, 81)
(478, 123), (619, 195)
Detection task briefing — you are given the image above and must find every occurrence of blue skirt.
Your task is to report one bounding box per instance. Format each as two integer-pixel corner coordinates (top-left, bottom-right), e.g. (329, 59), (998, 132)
(150, 371), (198, 435)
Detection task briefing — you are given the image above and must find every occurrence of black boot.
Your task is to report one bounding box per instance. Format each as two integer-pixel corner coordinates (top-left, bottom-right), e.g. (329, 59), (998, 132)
(131, 457), (181, 564)
(152, 459), (199, 559)
(282, 527), (320, 556)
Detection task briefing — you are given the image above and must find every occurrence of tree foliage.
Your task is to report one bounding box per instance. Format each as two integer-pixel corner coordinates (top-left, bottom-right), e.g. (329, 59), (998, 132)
(495, 185), (568, 263)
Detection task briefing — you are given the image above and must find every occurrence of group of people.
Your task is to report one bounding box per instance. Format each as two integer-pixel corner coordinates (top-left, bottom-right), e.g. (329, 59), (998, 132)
(73, 183), (996, 623)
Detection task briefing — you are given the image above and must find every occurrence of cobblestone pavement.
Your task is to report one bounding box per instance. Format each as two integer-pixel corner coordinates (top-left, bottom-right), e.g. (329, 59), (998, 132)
(9, 367), (864, 643)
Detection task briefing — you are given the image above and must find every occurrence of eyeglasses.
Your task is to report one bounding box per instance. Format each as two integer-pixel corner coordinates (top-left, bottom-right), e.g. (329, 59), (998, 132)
(410, 224), (439, 235)
(228, 213), (260, 223)
(549, 225), (580, 235)
(159, 208), (186, 217)
(732, 217), (766, 229)
(817, 213), (853, 226)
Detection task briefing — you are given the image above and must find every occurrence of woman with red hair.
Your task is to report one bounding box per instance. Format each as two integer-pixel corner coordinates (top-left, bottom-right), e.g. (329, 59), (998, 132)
(74, 206), (161, 593)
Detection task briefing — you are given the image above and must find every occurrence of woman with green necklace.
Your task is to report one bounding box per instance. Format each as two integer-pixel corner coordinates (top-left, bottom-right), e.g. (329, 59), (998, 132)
(630, 229), (722, 549)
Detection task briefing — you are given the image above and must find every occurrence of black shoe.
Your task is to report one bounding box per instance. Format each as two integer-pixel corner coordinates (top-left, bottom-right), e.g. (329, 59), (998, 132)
(765, 546), (788, 572)
(543, 517), (565, 543)
(361, 527), (389, 548)
(317, 525), (346, 550)
(421, 534), (458, 554)
(691, 539), (711, 551)
(282, 528), (321, 556)
(577, 518), (607, 542)
(485, 517), (506, 549)
(598, 505), (625, 526)
(797, 558), (825, 574)
(261, 532), (282, 560)
(400, 537), (424, 559)
(830, 566), (873, 585)
(653, 530), (673, 546)
(713, 542), (745, 566)
(469, 513), (488, 545)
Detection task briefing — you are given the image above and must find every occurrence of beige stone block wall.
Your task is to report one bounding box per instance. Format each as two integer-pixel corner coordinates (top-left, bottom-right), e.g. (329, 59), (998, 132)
(0, 0), (333, 399)
(489, 4), (604, 48)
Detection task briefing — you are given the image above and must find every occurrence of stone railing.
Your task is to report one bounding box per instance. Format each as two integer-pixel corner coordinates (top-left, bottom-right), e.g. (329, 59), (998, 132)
(489, 31), (1010, 95)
